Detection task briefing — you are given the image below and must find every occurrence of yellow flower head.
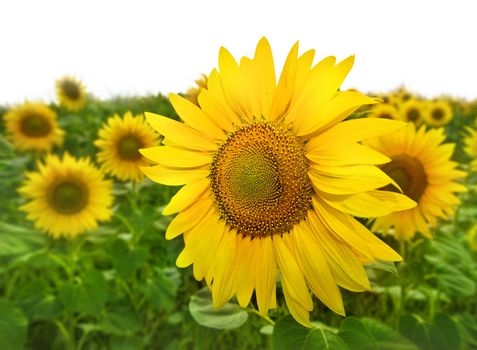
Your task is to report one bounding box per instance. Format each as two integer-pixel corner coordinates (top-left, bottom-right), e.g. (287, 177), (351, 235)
(365, 124), (466, 241)
(140, 38), (415, 326)
(3, 101), (64, 152)
(423, 100), (453, 127)
(19, 153), (113, 239)
(368, 103), (400, 120)
(186, 74), (208, 106)
(398, 99), (425, 125)
(55, 76), (87, 112)
(95, 112), (160, 182)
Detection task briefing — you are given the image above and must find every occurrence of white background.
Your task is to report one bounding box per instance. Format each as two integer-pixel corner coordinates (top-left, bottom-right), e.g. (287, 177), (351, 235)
(1, 0), (476, 105)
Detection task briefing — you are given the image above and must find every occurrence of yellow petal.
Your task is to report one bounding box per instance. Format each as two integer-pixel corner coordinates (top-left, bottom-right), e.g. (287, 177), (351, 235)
(140, 165), (208, 186)
(321, 190), (416, 218)
(210, 230), (237, 308)
(163, 179), (210, 215)
(145, 112), (218, 151)
(292, 226), (345, 315)
(140, 146), (211, 168)
(165, 195), (213, 240)
(307, 143), (390, 166)
(254, 236), (277, 315)
(169, 93), (226, 139)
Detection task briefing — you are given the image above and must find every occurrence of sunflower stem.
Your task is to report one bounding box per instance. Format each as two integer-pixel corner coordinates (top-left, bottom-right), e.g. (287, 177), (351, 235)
(246, 308), (275, 325)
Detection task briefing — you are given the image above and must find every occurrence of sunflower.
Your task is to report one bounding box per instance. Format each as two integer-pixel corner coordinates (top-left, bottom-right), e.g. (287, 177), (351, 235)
(368, 103), (400, 120)
(55, 76), (87, 112)
(3, 101), (64, 152)
(140, 38), (415, 326)
(423, 100), (453, 127)
(186, 74), (208, 105)
(95, 112), (160, 182)
(398, 99), (426, 125)
(19, 153), (113, 239)
(365, 124), (466, 241)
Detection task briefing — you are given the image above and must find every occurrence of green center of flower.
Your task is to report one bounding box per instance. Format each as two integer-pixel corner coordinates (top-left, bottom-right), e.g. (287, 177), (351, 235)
(20, 114), (52, 137)
(61, 80), (81, 100)
(49, 181), (88, 214)
(210, 122), (313, 238)
(431, 108), (444, 121)
(407, 108), (420, 122)
(380, 154), (427, 202)
(117, 135), (142, 161)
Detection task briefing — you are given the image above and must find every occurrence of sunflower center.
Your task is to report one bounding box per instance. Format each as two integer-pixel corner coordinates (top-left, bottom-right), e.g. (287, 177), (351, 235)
(378, 113), (392, 119)
(407, 108), (420, 122)
(20, 114), (52, 137)
(117, 135), (142, 160)
(431, 108), (444, 121)
(61, 80), (81, 100)
(210, 122), (313, 238)
(49, 181), (88, 214)
(380, 154), (427, 202)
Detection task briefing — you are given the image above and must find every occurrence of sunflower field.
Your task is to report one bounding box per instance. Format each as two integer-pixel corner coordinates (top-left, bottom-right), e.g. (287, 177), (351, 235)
(1, 39), (477, 350)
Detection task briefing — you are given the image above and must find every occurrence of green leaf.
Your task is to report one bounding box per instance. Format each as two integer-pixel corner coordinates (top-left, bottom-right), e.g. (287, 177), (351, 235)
(59, 270), (108, 316)
(425, 255), (476, 298)
(273, 316), (349, 350)
(140, 267), (180, 312)
(0, 221), (46, 256)
(110, 239), (149, 278)
(110, 336), (144, 350)
(365, 260), (398, 275)
(99, 308), (142, 336)
(16, 280), (61, 321)
(0, 299), (28, 350)
(398, 314), (461, 350)
(339, 317), (418, 350)
(188, 287), (248, 329)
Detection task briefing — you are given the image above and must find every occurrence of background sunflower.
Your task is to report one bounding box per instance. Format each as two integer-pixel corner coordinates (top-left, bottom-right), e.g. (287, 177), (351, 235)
(18, 153), (113, 238)
(3, 101), (64, 152)
(365, 124), (466, 241)
(95, 111), (160, 182)
(55, 76), (88, 112)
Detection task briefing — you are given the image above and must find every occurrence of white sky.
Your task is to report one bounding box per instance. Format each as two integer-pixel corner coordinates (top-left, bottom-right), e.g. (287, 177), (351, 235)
(1, 0), (476, 105)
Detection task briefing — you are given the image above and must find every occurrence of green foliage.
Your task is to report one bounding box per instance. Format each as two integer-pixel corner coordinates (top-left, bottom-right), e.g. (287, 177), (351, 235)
(0, 299), (28, 350)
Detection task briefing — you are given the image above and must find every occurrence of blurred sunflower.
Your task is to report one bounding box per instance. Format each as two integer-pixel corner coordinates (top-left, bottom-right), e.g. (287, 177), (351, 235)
(368, 103), (400, 120)
(186, 74), (208, 105)
(464, 126), (477, 170)
(140, 38), (415, 326)
(19, 153), (113, 239)
(95, 112), (160, 182)
(365, 124), (466, 241)
(423, 100), (453, 127)
(399, 99), (425, 125)
(3, 101), (64, 152)
(55, 76), (87, 111)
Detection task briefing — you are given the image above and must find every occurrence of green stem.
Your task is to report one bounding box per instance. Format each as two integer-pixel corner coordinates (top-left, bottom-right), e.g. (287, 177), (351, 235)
(55, 320), (75, 350)
(247, 308), (275, 325)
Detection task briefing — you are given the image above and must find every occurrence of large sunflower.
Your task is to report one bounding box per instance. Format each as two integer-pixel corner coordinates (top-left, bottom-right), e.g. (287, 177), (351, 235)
(95, 112), (160, 182)
(19, 153), (113, 239)
(423, 100), (453, 127)
(3, 101), (64, 152)
(140, 38), (415, 326)
(55, 76), (87, 112)
(365, 124), (466, 241)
